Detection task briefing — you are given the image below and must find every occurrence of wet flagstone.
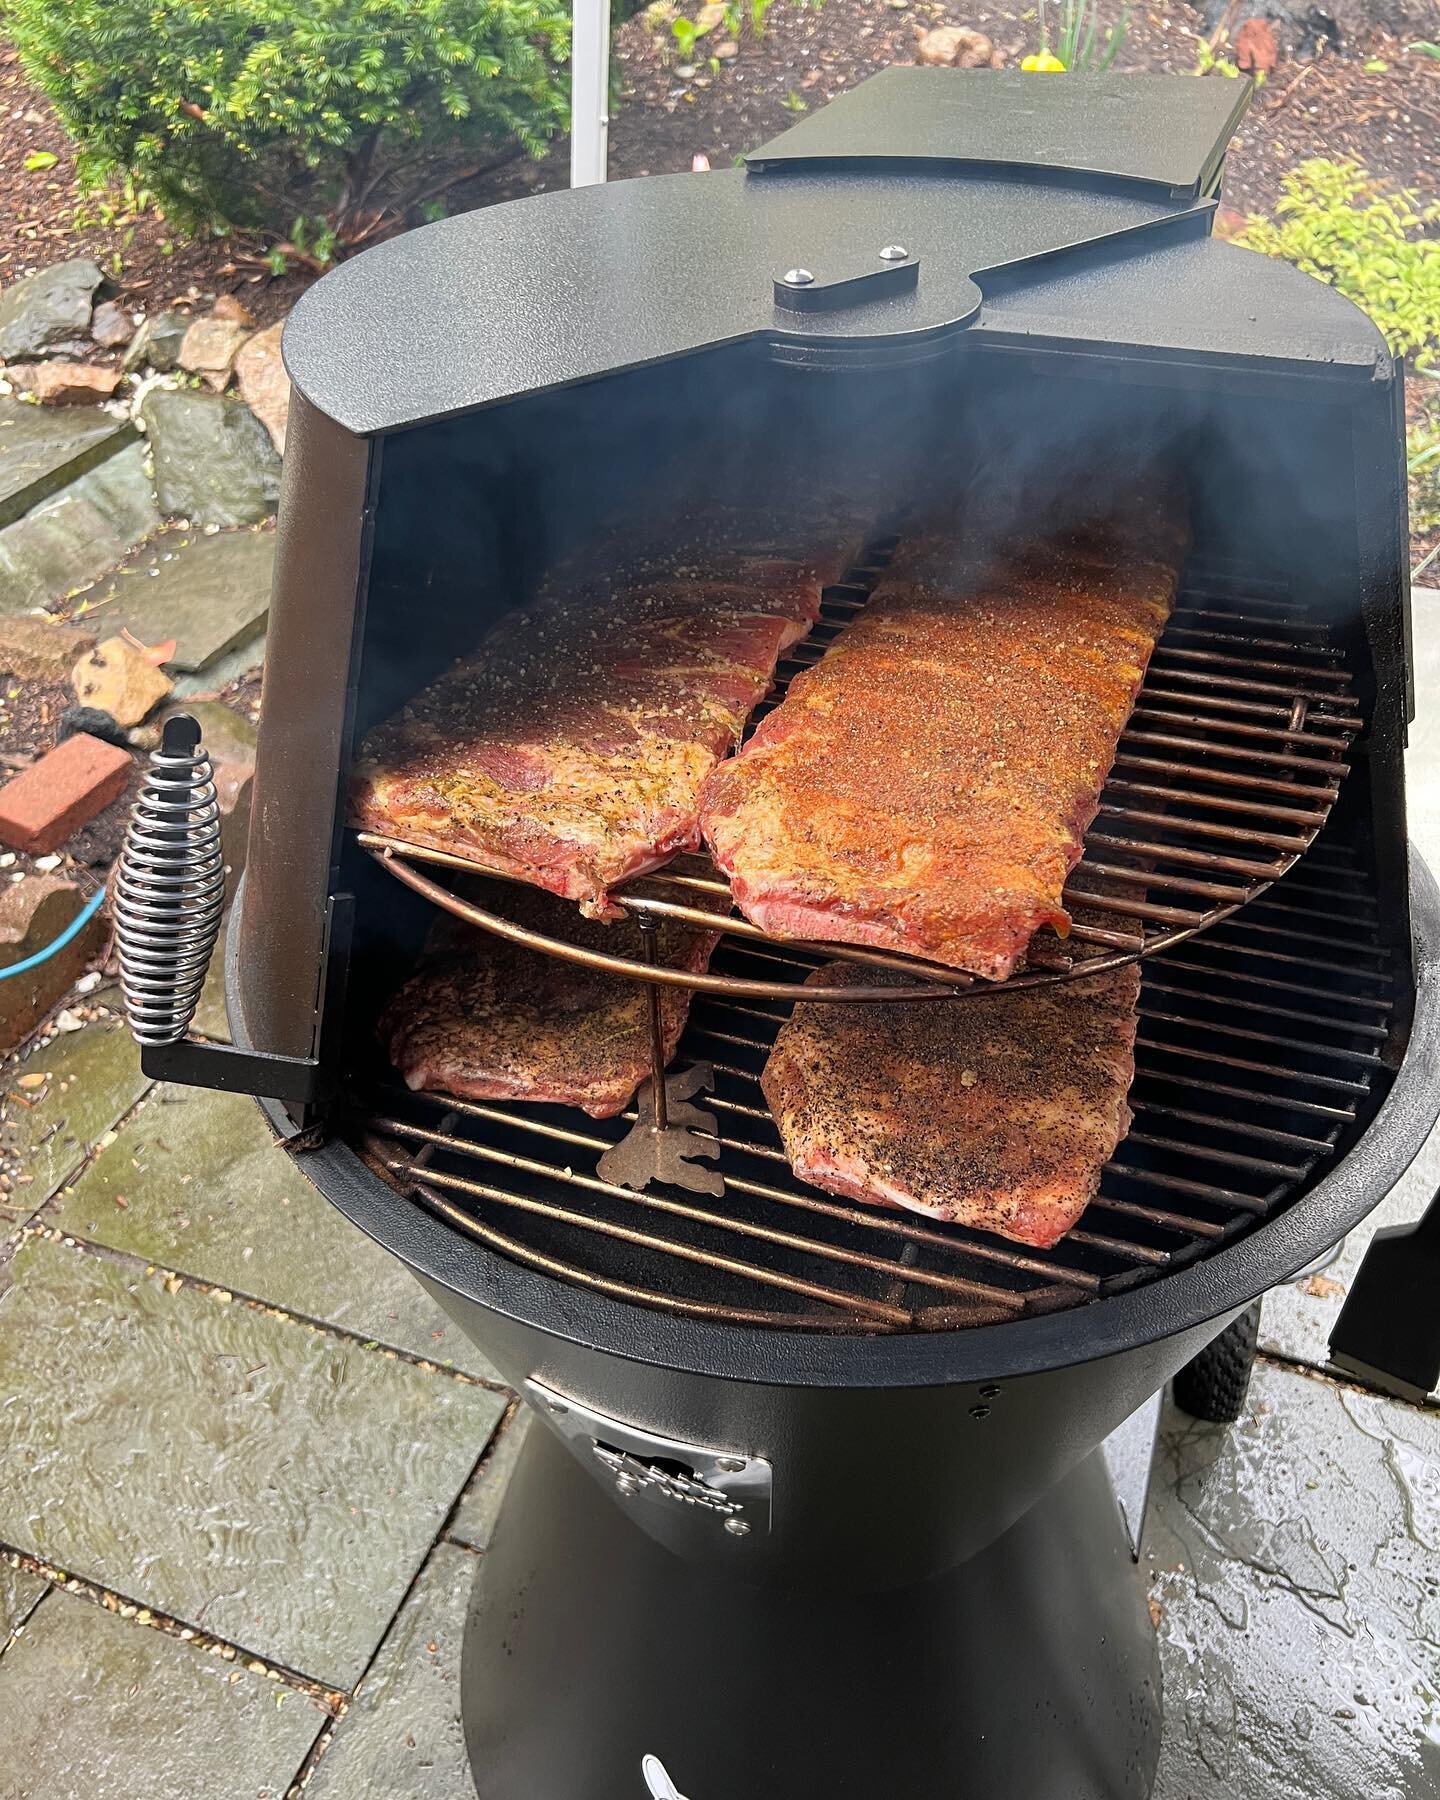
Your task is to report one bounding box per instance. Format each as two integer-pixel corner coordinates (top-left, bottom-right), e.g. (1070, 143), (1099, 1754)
(87, 526), (274, 672)
(449, 1407), (530, 1551)
(0, 442), (161, 614)
(0, 1589), (326, 1800)
(0, 1235), (500, 1688)
(0, 399), (132, 532)
(305, 1541), (478, 1800)
(1, 1013), (149, 1237)
(0, 1564), (47, 1647)
(48, 1081), (504, 1380)
(1147, 1362), (1440, 1800)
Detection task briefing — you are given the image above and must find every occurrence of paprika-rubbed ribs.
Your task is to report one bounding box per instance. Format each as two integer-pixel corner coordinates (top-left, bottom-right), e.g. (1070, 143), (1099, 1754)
(762, 961), (1140, 1249)
(351, 549), (835, 915)
(380, 883), (725, 1118)
(700, 501), (1186, 978)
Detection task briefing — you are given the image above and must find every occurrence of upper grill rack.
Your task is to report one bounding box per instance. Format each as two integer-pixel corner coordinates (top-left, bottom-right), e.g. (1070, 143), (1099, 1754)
(359, 540), (1361, 1002)
(359, 832), (1394, 1333)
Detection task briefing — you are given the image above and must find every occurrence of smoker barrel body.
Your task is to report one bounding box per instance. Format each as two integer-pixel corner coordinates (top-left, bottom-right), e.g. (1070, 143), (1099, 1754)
(207, 70), (1439, 1797)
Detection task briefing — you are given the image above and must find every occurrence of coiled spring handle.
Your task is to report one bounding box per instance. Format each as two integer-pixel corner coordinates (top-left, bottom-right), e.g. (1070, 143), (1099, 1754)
(114, 713), (327, 1105)
(115, 714), (225, 1047)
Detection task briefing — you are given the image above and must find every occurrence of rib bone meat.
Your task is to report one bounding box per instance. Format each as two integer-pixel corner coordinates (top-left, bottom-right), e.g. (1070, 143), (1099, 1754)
(761, 961), (1140, 1248)
(351, 539), (848, 914)
(700, 500), (1186, 977)
(380, 883), (724, 1118)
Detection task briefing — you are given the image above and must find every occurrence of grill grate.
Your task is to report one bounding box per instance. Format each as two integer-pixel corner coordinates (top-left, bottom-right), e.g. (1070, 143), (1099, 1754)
(359, 546), (1361, 1000)
(357, 832), (1393, 1334)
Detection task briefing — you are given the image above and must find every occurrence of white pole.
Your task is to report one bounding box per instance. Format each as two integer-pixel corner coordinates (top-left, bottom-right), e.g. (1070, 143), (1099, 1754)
(570, 0), (612, 187)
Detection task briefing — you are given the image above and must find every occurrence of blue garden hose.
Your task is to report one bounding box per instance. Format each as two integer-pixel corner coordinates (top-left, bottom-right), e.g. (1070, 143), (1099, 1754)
(0, 885), (106, 982)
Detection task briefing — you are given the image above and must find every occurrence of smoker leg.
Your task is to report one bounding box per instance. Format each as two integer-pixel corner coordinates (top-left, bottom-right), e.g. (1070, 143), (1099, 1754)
(1329, 1186), (1440, 1403)
(1172, 1300), (1262, 1424)
(461, 1417), (1161, 1800)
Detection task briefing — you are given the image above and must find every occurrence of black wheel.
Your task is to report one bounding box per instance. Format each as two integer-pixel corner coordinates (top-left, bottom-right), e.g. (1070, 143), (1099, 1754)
(1172, 1300), (1262, 1423)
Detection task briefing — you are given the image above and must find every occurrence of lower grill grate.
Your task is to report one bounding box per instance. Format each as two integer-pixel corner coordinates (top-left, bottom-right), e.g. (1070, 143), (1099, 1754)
(358, 832), (1394, 1333)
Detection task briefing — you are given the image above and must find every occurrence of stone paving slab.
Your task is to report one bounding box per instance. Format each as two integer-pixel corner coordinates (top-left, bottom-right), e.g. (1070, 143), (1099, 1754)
(1147, 1363), (1440, 1800)
(0, 400), (133, 532)
(0, 1235), (499, 1689)
(0, 1589), (327, 1800)
(47, 1081), (505, 1381)
(87, 526), (274, 672)
(449, 1407), (529, 1551)
(0, 442), (161, 615)
(1, 1014), (150, 1239)
(171, 622), (266, 697)
(304, 1540), (479, 1800)
(0, 1564), (47, 1647)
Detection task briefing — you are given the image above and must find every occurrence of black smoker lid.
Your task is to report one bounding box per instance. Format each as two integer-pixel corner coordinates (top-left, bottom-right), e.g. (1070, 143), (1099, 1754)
(281, 70), (1389, 438)
(745, 67), (1250, 199)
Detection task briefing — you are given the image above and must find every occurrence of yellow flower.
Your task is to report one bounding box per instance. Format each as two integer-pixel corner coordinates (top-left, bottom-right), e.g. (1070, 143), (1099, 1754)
(1021, 50), (1067, 70)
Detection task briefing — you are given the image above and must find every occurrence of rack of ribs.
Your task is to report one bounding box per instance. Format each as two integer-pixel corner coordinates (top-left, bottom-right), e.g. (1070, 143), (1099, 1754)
(699, 500), (1185, 978)
(380, 883), (725, 1118)
(761, 961), (1140, 1249)
(351, 544), (847, 916)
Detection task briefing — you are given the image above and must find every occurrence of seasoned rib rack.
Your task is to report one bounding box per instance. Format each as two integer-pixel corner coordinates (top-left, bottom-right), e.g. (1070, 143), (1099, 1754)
(357, 831), (1393, 1333)
(358, 541), (1362, 1000)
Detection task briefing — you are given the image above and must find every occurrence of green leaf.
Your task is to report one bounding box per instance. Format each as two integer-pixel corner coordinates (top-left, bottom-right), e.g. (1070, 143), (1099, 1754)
(23, 149), (59, 171)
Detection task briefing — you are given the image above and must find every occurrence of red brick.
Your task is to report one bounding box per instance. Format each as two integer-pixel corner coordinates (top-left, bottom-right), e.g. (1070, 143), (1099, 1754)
(0, 733), (134, 856)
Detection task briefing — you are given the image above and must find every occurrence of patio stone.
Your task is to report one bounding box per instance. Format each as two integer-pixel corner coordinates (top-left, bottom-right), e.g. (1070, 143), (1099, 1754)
(305, 1542), (478, 1800)
(0, 258), (102, 362)
(0, 398), (133, 531)
(141, 390), (281, 528)
(1, 1565), (47, 1645)
(449, 1408), (530, 1551)
(1, 1012), (149, 1232)
(0, 1235), (498, 1688)
(47, 1081), (507, 1382)
(170, 623), (266, 695)
(1147, 1363), (1440, 1800)
(90, 527), (274, 671)
(0, 442), (161, 613)
(0, 1590), (327, 1800)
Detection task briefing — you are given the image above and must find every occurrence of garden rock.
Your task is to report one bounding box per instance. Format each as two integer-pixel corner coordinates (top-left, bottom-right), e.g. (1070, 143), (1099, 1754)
(916, 24), (996, 64)
(212, 294), (255, 326)
(178, 315), (251, 390)
(56, 705), (129, 748)
(90, 301), (134, 349)
(0, 616), (97, 684)
(159, 698), (257, 767)
(234, 323), (290, 453)
(4, 361), (121, 407)
(122, 310), (188, 374)
(72, 636), (173, 728)
(92, 527), (275, 673)
(140, 390), (281, 528)
(0, 259), (103, 362)
(0, 875), (108, 1052)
